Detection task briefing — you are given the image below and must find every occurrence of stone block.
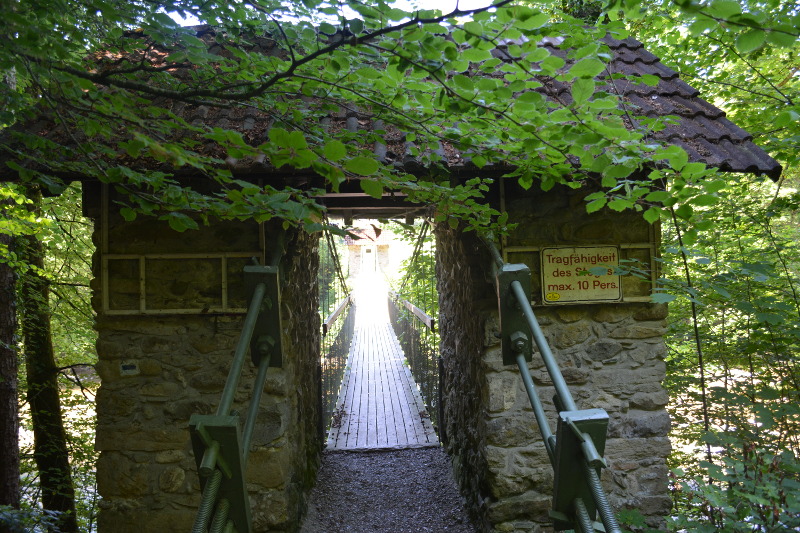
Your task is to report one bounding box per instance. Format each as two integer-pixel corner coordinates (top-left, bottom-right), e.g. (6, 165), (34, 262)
(96, 427), (188, 452)
(530, 366), (588, 386)
(189, 370), (225, 393)
(486, 491), (551, 524)
(555, 307), (586, 323)
(610, 411), (671, 439)
(487, 415), (538, 447)
(159, 466), (187, 493)
(96, 387), (138, 418)
(155, 449), (186, 464)
(140, 381), (184, 401)
(484, 314), (501, 347)
(163, 398), (214, 421)
(551, 323), (591, 348)
(138, 358), (163, 376)
(246, 449), (289, 489)
(584, 339), (623, 362)
(608, 325), (664, 339)
(141, 336), (185, 355)
(487, 373), (519, 413)
(605, 437), (671, 464)
(593, 306), (631, 323)
(97, 453), (150, 497)
(633, 304), (669, 321)
(628, 390), (669, 410)
(189, 330), (235, 354)
(250, 489), (290, 531)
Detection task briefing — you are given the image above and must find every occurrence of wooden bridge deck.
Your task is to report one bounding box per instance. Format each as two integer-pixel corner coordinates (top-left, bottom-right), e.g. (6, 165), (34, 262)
(326, 291), (438, 451)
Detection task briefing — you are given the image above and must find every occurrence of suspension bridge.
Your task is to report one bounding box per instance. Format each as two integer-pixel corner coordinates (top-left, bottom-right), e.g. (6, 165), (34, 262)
(324, 273), (438, 451)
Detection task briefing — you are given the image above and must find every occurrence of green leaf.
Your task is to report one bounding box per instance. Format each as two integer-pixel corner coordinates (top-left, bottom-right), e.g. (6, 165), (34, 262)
(608, 198), (633, 211)
(346, 156), (380, 176)
(675, 203), (693, 220)
(572, 78), (595, 105)
(586, 198), (607, 213)
(453, 74), (474, 92)
(643, 207), (661, 223)
(702, 179), (726, 193)
(569, 57), (606, 79)
(735, 29), (766, 53)
(645, 190), (670, 203)
(707, 0), (742, 19)
(766, 29), (797, 47)
(323, 140), (347, 161)
(462, 48), (492, 62)
(120, 207), (137, 222)
(463, 21), (483, 36)
(517, 12), (549, 30)
(541, 55), (566, 74)
(640, 74), (660, 86)
(348, 19), (364, 34)
(360, 179), (383, 199)
(650, 292), (676, 303)
(690, 194), (718, 207)
(665, 146), (689, 171)
(165, 212), (198, 232)
(689, 17), (717, 36)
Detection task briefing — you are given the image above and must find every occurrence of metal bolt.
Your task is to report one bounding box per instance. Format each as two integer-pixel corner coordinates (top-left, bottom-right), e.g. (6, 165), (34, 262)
(509, 331), (529, 353)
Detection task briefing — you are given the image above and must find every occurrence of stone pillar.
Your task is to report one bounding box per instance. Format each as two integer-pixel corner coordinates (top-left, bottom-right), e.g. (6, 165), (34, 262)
(91, 199), (321, 532)
(436, 183), (671, 532)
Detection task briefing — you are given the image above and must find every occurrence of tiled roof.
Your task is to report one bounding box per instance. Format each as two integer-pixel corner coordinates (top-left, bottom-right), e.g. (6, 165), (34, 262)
(344, 225), (393, 245)
(0, 26), (782, 181)
(532, 35), (782, 178)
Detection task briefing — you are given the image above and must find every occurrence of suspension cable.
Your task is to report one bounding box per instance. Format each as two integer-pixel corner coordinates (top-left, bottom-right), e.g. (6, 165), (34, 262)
(323, 215), (350, 296)
(398, 220), (430, 296)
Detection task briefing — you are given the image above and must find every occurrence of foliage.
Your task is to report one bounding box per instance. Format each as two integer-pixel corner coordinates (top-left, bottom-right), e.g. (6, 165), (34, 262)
(656, 172), (800, 532)
(2, 0), (800, 531)
(391, 220), (438, 318)
(8, 184), (98, 531)
(0, 0), (739, 236)
(318, 222), (350, 319)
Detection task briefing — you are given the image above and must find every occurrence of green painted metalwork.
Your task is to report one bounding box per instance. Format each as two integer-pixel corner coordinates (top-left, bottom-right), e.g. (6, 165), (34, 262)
(244, 265), (282, 368)
(189, 417), (250, 532)
(552, 409), (609, 531)
(189, 262), (282, 533)
(497, 264), (533, 365)
(486, 234), (623, 533)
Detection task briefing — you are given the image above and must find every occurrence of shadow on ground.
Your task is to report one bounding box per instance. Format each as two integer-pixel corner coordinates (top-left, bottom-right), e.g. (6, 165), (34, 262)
(300, 447), (478, 533)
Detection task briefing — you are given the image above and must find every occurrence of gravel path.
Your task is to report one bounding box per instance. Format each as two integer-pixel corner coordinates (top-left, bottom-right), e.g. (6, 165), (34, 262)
(300, 447), (478, 533)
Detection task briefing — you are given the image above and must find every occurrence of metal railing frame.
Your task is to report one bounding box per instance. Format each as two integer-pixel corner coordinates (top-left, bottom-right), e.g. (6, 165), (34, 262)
(320, 293), (356, 437)
(485, 238), (622, 533)
(388, 291), (441, 434)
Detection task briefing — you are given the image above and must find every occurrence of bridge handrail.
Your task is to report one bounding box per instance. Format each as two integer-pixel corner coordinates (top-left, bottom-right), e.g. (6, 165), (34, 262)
(388, 290), (435, 331)
(322, 294), (353, 335)
(484, 237), (622, 533)
(189, 263), (282, 533)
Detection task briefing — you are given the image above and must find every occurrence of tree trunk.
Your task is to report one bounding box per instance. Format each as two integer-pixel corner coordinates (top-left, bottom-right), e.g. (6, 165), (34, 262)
(0, 198), (19, 533)
(18, 188), (78, 533)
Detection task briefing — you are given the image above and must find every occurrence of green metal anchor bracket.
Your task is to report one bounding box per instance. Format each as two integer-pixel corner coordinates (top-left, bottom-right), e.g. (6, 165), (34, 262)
(551, 408), (610, 531)
(189, 415), (252, 532)
(244, 265), (282, 368)
(497, 263), (533, 365)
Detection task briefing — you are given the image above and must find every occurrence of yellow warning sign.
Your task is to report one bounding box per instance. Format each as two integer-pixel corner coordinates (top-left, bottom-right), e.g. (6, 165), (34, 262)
(541, 246), (622, 304)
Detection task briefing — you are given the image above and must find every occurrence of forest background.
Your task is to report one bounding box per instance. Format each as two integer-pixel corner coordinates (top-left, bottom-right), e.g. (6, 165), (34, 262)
(0, 0), (799, 530)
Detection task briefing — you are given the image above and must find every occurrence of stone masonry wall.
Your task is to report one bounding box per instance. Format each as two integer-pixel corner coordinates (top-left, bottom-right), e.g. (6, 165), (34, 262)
(436, 183), (671, 532)
(435, 224), (495, 531)
(92, 205), (321, 532)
